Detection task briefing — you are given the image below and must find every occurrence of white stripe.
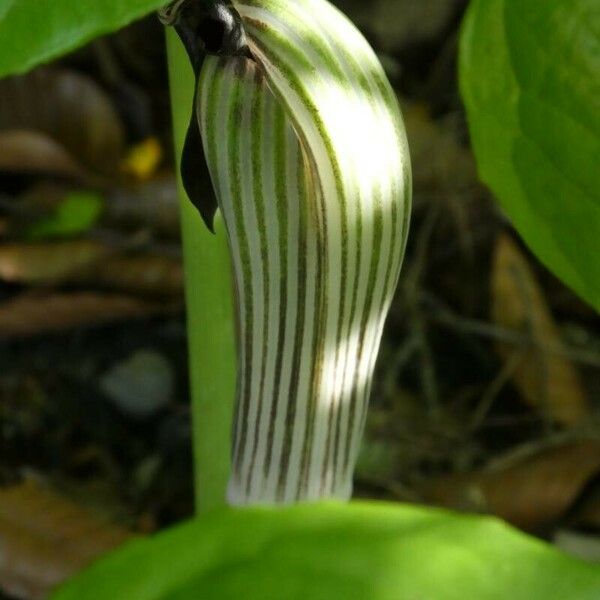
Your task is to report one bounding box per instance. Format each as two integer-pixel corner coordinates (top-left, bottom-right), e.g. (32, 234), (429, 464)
(195, 0), (411, 505)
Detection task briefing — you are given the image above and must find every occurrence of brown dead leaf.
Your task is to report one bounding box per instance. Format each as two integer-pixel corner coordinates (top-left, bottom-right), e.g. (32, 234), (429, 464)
(491, 234), (588, 425)
(0, 131), (91, 181)
(78, 254), (183, 297)
(0, 292), (175, 338)
(425, 441), (600, 531)
(0, 67), (125, 177)
(0, 241), (110, 284)
(0, 480), (132, 599)
(0, 241), (183, 297)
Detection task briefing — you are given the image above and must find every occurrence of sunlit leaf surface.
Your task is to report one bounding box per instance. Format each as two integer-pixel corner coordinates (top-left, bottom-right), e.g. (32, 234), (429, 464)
(52, 503), (600, 600)
(460, 0), (600, 309)
(0, 0), (166, 77)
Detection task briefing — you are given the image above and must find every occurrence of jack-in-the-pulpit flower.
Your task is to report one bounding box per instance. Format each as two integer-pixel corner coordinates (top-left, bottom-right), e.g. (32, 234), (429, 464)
(161, 0), (411, 506)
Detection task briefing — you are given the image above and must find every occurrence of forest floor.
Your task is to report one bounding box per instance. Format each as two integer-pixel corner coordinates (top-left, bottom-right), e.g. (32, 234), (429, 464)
(1, 1), (599, 598)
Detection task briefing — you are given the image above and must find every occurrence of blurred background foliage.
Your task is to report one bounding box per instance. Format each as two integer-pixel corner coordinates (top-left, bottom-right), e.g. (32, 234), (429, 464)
(0, 0), (599, 598)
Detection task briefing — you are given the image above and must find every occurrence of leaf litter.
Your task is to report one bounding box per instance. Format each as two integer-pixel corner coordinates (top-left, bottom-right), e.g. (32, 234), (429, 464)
(0, 4), (599, 598)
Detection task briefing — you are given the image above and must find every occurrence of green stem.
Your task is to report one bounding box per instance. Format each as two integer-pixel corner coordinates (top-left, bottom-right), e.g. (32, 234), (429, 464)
(166, 30), (236, 514)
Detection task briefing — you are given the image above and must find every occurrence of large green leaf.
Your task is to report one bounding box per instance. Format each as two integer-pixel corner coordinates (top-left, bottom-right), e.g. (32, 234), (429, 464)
(460, 0), (600, 309)
(52, 503), (600, 600)
(0, 0), (166, 78)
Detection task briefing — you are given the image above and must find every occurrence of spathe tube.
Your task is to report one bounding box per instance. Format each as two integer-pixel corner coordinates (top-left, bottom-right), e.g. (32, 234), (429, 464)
(164, 0), (411, 505)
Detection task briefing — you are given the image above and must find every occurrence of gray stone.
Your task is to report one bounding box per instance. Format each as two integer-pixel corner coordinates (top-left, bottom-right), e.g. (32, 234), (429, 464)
(100, 350), (174, 418)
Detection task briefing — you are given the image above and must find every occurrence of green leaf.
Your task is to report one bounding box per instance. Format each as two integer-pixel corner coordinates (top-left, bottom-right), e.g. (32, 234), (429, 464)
(52, 503), (600, 600)
(459, 0), (600, 309)
(27, 191), (104, 239)
(0, 0), (167, 78)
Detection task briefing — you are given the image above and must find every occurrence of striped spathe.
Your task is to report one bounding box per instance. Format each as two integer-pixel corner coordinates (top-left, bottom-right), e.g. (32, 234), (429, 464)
(197, 0), (412, 505)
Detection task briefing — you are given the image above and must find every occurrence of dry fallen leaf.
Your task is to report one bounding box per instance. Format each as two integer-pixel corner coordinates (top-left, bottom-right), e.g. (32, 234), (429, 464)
(0, 241), (110, 284)
(0, 480), (133, 599)
(425, 441), (600, 531)
(0, 241), (182, 296)
(0, 292), (176, 338)
(491, 234), (588, 425)
(0, 131), (91, 181)
(78, 254), (183, 297)
(0, 67), (125, 176)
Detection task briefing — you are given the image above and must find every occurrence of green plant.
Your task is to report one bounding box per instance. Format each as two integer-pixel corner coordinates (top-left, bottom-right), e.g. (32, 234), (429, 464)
(166, 28), (237, 513)
(460, 0), (600, 310)
(49, 503), (600, 600)
(165, 0), (411, 506)
(0, 0), (598, 598)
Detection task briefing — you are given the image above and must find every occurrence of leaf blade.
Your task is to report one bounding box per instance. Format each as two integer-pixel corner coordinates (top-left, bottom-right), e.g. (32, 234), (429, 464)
(459, 0), (600, 309)
(51, 503), (600, 600)
(0, 0), (167, 78)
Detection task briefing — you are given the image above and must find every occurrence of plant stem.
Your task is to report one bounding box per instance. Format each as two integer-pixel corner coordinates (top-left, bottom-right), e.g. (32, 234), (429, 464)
(166, 30), (236, 514)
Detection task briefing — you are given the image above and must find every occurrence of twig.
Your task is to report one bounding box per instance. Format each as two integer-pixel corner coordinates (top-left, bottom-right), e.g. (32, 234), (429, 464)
(486, 422), (600, 474)
(382, 334), (419, 400)
(470, 349), (524, 431)
(403, 202), (443, 417)
(421, 291), (600, 368)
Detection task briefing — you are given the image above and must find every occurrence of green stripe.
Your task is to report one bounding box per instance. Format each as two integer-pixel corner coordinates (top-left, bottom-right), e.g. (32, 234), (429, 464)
(240, 35), (335, 499)
(298, 171), (327, 499)
(197, 0), (411, 505)
(245, 66), (270, 495)
(245, 0), (397, 494)
(244, 4), (402, 496)
(227, 61), (255, 477)
(202, 59), (248, 460)
(298, 10), (376, 493)
(277, 143), (309, 500)
(343, 181), (385, 475)
(263, 99), (289, 478)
